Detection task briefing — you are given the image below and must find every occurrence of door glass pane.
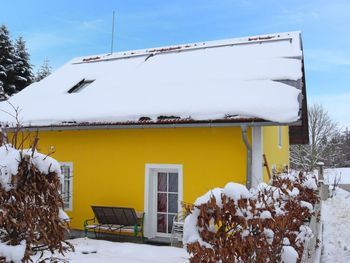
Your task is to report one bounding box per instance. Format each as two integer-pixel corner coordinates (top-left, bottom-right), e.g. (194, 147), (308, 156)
(157, 172), (167, 192)
(157, 214), (166, 233)
(168, 193), (178, 213)
(168, 214), (175, 234)
(157, 193), (167, 213)
(168, 173), (178, 192)
(156, 169), (180, 234)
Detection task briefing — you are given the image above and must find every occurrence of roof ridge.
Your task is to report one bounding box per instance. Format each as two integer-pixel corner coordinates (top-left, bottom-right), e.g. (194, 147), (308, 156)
(71, 31), (301, 64)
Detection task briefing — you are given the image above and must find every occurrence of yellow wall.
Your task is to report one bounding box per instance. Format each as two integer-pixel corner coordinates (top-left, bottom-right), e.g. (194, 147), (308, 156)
(35, 127), (249, 229)
(262, 126), (290, 181)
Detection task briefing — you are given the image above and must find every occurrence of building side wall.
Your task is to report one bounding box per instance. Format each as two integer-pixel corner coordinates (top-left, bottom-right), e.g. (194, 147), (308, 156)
(262, 126), (290, 181)
(35, 127), (249, 230)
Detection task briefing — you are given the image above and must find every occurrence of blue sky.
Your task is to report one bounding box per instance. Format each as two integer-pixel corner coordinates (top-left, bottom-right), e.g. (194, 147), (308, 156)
(1, 0), (349, 127)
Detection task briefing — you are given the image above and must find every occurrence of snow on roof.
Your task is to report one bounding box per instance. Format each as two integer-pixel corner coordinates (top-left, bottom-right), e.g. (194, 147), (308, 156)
(0, 31), (304, 128)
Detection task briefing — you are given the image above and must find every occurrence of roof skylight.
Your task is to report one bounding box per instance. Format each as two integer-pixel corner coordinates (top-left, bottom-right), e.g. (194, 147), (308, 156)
(68, 79), (94, 94)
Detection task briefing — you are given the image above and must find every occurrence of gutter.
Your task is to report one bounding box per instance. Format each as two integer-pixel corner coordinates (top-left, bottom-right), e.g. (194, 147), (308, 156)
(241, 126), (252, 189)
(0, 125), (7, 144)
(5, 120), (302, 132)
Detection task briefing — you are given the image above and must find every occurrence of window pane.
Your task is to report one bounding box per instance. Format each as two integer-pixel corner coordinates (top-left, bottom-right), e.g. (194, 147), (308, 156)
(60, 164), (72, 210)
(168, 173), (178, 192)
(168, 214), (175, 234)
(168, 193), (178, 213)
(157, 193), (167, 213)
(157, 172), (167, 192)
(61, 166), (67, 175)
(157, 214), (166, 233)
(64, 180), (70, 201)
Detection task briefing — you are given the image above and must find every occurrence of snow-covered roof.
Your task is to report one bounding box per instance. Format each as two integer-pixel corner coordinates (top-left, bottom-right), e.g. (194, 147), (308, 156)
(0, 31), (306, 128)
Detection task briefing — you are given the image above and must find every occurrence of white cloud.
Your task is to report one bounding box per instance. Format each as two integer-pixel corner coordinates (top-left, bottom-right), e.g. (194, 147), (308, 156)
(26, 33), (77, 52)
(80, 19), (105, 31)
(305, 48), (350, 72)
(278, 1), (350, 25)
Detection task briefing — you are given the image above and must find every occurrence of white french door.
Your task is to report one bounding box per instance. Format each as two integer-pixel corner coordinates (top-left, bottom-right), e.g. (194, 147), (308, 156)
(144, 164), (183, 238)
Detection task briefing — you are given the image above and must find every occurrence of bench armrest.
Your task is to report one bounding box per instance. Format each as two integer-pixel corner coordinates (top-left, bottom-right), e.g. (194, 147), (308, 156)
(134, 212), (145, 237)
(84, 217), (96, 230)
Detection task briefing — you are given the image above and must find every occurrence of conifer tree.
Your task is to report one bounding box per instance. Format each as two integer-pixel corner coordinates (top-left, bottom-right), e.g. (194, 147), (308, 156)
(340, 128), (350, 167)
(0, 80), (4, 101)
(318, 127), (350, 168)
(0, 24), (16, 96)
(324, 132), (344, 167)
(13, 36), (33, 92)
(35, 58), (52, 81)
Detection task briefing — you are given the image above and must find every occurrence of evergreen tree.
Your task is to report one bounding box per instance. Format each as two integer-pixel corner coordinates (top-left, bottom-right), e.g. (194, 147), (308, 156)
(0, 79), (4, 101)
(35, 58), (52, 81)
(0, 24), (16, 96)
(324, 132), (344, 167)
(13, 36), (33, 92)
(340, 128), (350, 167)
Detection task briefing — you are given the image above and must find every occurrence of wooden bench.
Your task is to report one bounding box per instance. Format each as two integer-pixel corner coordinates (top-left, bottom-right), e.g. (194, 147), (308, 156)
(84, 206), (144, 239)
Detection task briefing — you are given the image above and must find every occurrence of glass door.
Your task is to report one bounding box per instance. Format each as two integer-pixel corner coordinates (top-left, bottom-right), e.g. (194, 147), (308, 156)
(156, 171), (179, 236)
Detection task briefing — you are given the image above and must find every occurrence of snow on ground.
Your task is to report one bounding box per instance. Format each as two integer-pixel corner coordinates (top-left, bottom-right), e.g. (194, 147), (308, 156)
(0, 241), (26, 263)
(324, 167), (350, 184)
(321, 187), (350, 262)
(32, 238), (188, 263)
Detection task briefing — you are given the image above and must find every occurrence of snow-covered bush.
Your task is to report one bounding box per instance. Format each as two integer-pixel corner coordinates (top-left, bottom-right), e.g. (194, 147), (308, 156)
(183, 171), (319, 263)
(0, 129), (72, 262)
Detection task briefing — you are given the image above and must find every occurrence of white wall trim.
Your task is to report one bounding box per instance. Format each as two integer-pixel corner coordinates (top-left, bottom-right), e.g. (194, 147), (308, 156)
(252, 127), (263, 187)
(144, 164), (183, 238)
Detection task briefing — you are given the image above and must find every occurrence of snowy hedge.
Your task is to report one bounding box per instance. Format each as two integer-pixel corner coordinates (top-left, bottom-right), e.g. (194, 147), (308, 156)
(183, 171), (319, 263)
(0, 139), (72, 262)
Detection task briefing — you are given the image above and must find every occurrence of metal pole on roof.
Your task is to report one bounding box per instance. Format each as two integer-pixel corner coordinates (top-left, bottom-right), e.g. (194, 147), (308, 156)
(111, 10), (115, 55)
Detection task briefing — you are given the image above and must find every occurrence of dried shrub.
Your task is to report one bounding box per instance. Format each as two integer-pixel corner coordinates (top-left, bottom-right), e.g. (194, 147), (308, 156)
(0, 115), (73, 262)
(184, 172), (319, 263)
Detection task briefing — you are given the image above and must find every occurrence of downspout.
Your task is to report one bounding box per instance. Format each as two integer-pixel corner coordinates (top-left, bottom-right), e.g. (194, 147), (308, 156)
(0, 123), (7, 145)
(241, 126), (252, 189)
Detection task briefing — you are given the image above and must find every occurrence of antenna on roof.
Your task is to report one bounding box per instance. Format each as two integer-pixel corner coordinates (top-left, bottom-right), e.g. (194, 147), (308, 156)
(110, 10), (115, 55)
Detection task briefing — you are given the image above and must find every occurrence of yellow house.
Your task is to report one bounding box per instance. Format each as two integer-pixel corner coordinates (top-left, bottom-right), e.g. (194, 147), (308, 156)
(0, 31), (308, 239)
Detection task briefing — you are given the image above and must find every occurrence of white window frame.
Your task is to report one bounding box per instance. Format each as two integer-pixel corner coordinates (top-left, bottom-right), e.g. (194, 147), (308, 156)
(60, 162), (73, 211)
(278, 126), (282, 149)
(144, 164), (183, 238)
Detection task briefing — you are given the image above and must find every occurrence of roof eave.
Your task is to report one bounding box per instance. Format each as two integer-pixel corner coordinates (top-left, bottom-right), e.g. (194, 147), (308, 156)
(7, 119), (302, 132)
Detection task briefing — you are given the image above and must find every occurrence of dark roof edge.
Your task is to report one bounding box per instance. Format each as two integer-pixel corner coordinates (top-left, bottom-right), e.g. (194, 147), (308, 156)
(289, 32), (309, 145)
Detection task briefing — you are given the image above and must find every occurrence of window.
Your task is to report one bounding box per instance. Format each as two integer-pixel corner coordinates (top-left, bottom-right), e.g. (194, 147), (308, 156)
(60, 162), (73, 211)
(278, 126), (282, 148)
(67, 79), (94, 93)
